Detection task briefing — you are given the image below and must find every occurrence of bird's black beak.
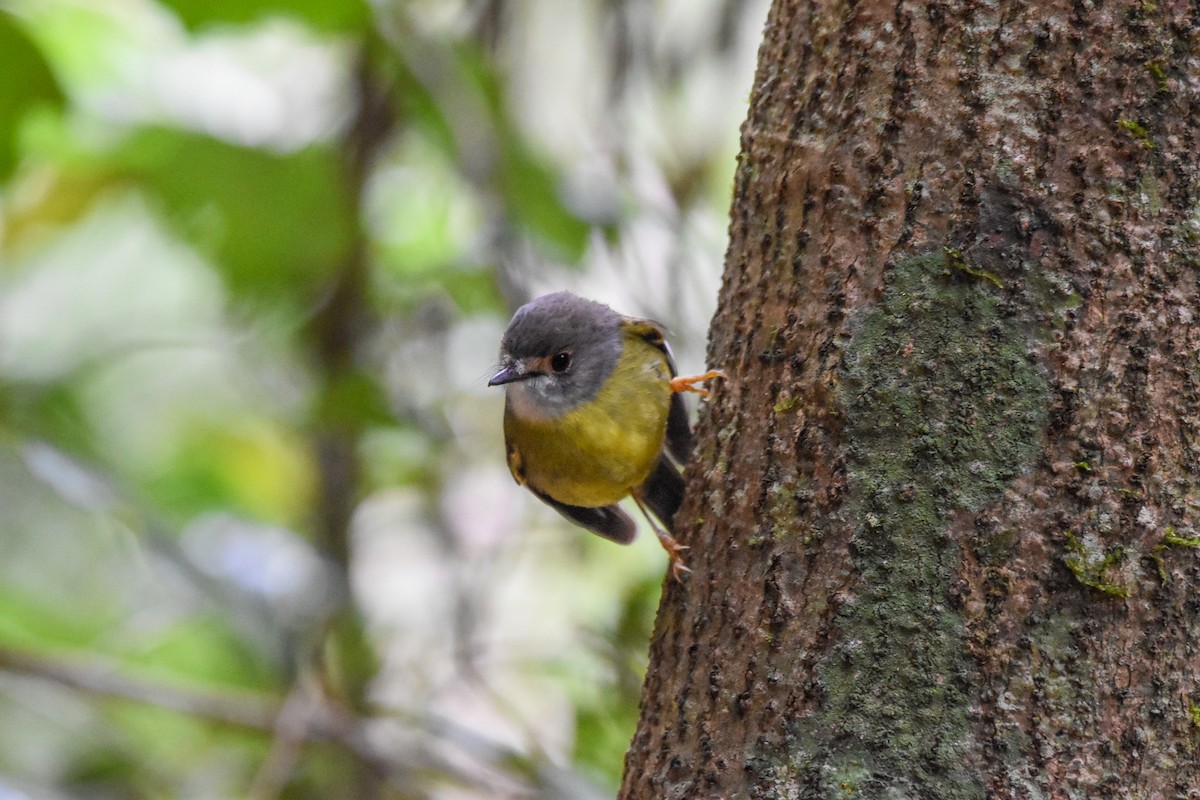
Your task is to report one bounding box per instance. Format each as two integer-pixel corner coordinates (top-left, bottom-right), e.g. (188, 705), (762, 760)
(488, 364), (529, 387)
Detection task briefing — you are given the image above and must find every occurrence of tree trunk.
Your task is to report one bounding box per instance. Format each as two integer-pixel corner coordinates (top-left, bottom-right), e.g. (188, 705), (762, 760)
(620, 1), (1200, 798)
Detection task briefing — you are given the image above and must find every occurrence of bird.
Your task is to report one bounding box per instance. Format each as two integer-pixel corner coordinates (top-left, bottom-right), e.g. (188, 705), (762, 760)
(488, 291), (723, 580)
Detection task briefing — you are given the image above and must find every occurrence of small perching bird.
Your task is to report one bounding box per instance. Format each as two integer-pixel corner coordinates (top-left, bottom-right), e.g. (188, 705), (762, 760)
(488, 292), (723, 579)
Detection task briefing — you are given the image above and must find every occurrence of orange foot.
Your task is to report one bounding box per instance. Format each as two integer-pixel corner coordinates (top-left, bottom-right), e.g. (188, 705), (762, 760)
(654, 528), (692, 583)
(670, 369), (727, 398)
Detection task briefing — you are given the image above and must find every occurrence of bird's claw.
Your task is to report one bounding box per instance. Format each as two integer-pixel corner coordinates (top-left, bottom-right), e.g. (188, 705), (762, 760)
(668, 558), (693, 583)
(655, 530), (692, 583)
(670, 369), (727, 398)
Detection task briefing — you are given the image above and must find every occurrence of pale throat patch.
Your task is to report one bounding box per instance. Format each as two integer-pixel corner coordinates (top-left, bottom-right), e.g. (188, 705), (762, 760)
(505, 376), (578, 421)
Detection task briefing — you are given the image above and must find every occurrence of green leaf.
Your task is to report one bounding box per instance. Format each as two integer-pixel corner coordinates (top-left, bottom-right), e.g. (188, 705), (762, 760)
(389, 40), (595, 261)
(115, 127), (356, 302)
(134, 615), (276, 691)
(147, 419), (316, 528)
(317, 368), (394, 430)
(0, 10), (65, 182)
(0, 583), (109, 650)
(359, 425), (435, 490)
(159, 0), (371, 34)
(496, 134), (594, 261)
(438, 268), (504, 313)
(0, 380), (96, 460)
(388, 48), (456, 158)
(369, 131), (484, 279)
(456, 47), (594, 260)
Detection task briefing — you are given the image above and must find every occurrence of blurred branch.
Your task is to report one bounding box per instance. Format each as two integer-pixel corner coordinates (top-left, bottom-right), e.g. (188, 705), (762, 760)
(308, 38), (396, 563)
(0, 644), (278, 730)
(2, 647), (397, 791)
(299, 39), (398, 799)
(249, 673), (347, 800)
(0, 642), (603, 799)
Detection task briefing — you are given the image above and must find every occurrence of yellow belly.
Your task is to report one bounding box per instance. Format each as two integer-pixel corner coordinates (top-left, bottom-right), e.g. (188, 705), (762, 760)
(504, 337), (672, 508)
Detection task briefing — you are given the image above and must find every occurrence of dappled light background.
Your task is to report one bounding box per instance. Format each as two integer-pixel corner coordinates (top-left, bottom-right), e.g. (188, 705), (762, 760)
(0, 0), (767, 797)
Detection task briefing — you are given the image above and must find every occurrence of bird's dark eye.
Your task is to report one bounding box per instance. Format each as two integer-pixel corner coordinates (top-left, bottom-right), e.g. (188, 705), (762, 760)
(550, 350), (572, 373)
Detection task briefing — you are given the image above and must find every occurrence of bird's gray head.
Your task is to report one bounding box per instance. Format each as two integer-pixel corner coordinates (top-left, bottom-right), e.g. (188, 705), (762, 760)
(488, 292), (623, 419)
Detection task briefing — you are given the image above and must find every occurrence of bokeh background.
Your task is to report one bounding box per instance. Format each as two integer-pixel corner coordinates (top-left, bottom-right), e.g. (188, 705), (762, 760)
(0, 1), (767, 797)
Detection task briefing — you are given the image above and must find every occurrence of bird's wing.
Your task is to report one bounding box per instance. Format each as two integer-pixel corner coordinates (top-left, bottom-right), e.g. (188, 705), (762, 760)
(622, 316), (693, 464)
(636, 453), (685, 532)
(534, 489), (638, 544)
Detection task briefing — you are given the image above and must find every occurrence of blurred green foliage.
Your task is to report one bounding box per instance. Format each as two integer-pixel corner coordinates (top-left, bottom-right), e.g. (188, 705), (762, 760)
(116, 128), (357, 298)
(161, 0), (371, 33)
(0, 11), (64, 181)
(0, 0), (764, 797)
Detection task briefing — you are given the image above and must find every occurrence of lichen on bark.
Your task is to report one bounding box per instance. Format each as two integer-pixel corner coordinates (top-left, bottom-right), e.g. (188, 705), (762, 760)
(798, 250), (1050, 795)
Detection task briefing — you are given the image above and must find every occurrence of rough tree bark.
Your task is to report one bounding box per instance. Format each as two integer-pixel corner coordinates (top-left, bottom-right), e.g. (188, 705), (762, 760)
(620, 1), (1200, 798)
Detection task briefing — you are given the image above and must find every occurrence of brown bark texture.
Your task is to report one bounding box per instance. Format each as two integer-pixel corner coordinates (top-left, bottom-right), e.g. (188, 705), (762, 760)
(620, 1), (1200, 798)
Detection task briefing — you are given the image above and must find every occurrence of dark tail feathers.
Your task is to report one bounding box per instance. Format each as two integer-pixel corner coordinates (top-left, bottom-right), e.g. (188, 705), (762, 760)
(638, 454), (685, 532)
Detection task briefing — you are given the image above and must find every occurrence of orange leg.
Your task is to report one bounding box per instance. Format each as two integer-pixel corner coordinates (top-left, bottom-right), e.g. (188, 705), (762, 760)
(632, 494), (692, 582)
(654, 528), (692, 583)
(669, 369), (727, 398)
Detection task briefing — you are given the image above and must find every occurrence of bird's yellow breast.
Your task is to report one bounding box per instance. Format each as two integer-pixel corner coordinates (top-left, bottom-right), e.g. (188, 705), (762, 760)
(504, 333), (672, 508)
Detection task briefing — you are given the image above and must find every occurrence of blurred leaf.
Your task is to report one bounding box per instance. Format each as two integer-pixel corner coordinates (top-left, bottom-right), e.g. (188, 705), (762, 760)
(358, 425), (434, 490)
(158, 0), (371, 34)
(0, 584), (110, 650)
(0, 166), (119, 259)
(0, 380), (96, 460)
(135, 615), (276, 691)
(573, 698), (639, 790)
(547, 641), (640, 792)
(0, 10), (65, 183)
(2, 110), (128, 259)
(13, 1), (130, 95)
(148, 420), (316, 527)
(374, 170), (472, 275)
(369, 132), (483, 280)
(284, 747), (362, 798)
(496, 140), (594, 262)
(439, 269), (504, 313)
(390, 51), (456, 157)
(612, 576), (660, 661)
(455, 47), (594, 260)
(99, 701), (259, 796)
(390, 39), (594, 261)
(114, 128), (356, 303)
(57, 693), (268, 798)
(61, 745), (145, 793)
(318, 368), (393, 430)
(570, 576), (657, 788)
(322, 612), (378, 706)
